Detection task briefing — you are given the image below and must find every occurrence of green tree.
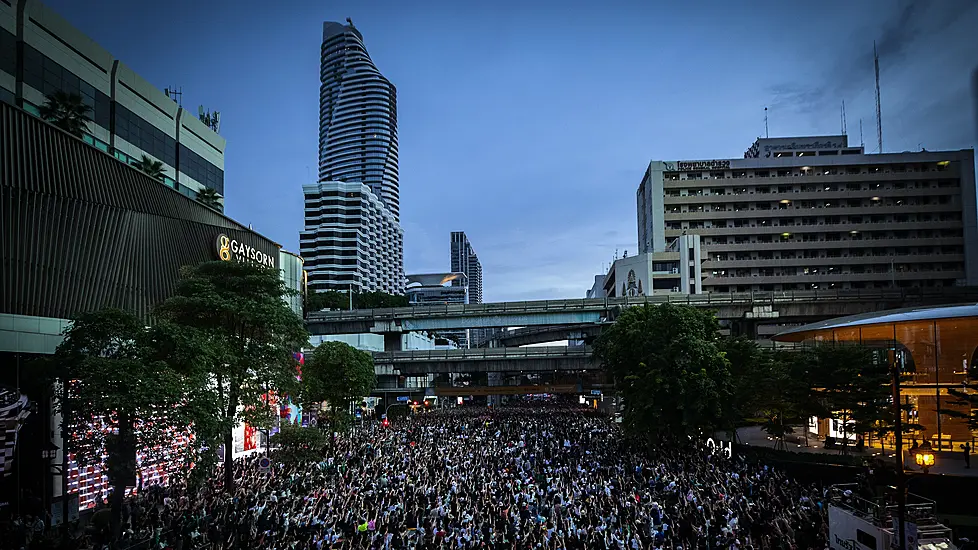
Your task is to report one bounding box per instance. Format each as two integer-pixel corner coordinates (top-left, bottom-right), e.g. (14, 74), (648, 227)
(270, 425), (326, 463)
(132, 155), (166, 181)
(354, 291), (408, 309)
(802, 343), (891, 453)
(302, 341), (376, 434)
(52, 309), (195, 540)
(306, 290), (350, 312)
(39, 91), (92, 137)
(720, 336), (771, 434)
(155, 261), (308, 492)
(593, 303), (732, 442)
(196, 187), (223, 211)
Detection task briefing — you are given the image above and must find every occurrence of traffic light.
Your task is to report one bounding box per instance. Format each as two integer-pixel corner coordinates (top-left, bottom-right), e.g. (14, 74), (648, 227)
(424, 400), (430, 408)
(413, 401), (418, 406)
(382, 418), (389, 428)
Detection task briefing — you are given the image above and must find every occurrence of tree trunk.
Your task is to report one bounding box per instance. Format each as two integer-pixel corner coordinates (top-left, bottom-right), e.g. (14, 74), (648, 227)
(224, 388), (239, 493)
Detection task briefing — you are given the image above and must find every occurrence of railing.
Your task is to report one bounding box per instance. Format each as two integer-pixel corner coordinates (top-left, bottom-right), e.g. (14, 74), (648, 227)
(307, 287), (978, 322)
(373, 346), (592, 363)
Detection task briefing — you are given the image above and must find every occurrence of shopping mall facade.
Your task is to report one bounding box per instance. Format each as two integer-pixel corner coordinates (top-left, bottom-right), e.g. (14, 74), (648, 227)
(774, 304), (978, 450)
(0, 102), (303, 517)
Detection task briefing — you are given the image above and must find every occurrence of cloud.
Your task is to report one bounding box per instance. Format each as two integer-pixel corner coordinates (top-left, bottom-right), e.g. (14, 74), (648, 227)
(767, 0), (978, 120)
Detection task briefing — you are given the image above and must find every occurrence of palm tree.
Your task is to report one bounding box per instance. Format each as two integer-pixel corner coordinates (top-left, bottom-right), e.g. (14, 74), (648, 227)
(195, 187), (223, 211)
(39, 91), (92, 137)
(132, 155), (166, 181)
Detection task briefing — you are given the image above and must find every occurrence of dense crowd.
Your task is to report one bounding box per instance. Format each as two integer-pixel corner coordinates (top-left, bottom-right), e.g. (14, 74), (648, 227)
(5, 403), (832, 550)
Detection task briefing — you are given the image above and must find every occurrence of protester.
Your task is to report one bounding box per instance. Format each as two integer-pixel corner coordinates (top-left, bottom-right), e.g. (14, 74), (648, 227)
(3, 400), (830, 550)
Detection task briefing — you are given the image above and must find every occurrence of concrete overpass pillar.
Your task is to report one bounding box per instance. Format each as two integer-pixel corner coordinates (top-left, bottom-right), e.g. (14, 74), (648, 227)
(384, 333), (402, 352)
(487, 372), (502, 407)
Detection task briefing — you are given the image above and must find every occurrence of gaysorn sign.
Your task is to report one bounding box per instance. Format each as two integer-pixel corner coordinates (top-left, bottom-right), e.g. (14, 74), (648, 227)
(215, 234), (276, 268)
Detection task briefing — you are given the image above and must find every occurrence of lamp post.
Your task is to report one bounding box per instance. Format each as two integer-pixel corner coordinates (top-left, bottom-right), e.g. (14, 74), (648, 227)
(891, 353), (935, 550)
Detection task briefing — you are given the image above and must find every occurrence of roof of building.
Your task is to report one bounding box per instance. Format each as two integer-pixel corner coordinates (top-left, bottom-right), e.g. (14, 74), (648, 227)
(406, 272), (467, 287)
(772, 303), (978, 341)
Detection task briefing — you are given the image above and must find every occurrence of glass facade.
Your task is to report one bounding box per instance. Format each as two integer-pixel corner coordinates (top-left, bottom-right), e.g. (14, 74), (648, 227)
(776, 308), (978, 449)
(1, 29), (225, 196)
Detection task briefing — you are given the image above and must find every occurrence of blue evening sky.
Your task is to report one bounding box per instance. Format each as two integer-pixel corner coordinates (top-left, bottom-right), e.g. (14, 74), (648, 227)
(46, 0), (978, 302)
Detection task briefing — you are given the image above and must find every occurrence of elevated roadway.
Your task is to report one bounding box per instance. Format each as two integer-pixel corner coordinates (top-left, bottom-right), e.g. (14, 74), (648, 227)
(372, 346), (593, 374)
(307, 288), (978, 338)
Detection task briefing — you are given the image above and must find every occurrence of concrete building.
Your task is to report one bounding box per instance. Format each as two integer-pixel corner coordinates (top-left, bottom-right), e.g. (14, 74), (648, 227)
(585, 275), (606, 299)
(301, 181), (404, 295)
(451, 232), (483, 304)
(637, 136), (978, 292)
(0, 0), (226, 207)
(406, 273), (469, 347)
(319, 20), (399, 220)
(602, 235), (703, 297)
(450, 232), (491, 345)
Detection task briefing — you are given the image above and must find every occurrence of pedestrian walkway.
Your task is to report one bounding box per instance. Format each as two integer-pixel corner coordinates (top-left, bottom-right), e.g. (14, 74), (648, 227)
(735, 426), (977, 477)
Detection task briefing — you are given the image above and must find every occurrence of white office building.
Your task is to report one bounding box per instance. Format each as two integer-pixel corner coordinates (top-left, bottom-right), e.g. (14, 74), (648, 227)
(638, 136), (978, 292)
(301, 181), (404, 295)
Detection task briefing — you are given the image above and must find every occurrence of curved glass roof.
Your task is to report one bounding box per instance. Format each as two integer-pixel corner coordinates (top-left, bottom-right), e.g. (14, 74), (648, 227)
(773, 302), (978, 340)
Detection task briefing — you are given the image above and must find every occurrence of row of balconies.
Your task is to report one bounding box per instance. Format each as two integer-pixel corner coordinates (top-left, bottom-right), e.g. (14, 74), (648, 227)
(663, 203), (959, 220)
(665, 220), (962, 236)
(700, 270), (965, 285)
(662, 187), (960, 204)
(663, 166), (958, 186)
(689, 236), (963, 252)
(702, 254), (965, 269)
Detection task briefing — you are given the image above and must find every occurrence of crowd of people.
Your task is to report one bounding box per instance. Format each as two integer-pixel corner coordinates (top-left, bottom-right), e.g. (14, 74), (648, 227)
(6, 401), (832, 550)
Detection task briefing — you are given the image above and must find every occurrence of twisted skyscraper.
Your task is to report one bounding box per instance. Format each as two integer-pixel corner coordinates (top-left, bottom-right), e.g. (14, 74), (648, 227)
(303, 20), (404, 295)
(318, 20), (400, 219)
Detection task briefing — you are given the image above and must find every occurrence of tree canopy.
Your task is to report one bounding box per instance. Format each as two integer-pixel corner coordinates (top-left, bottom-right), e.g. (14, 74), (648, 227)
(593, 303), (732, 441)
(155, 260), (308, 491)
(39, 91), (92, 137)
(302, 340), (376, 433)
(53, 309), (199, 538)
(306, 289), (408, 312)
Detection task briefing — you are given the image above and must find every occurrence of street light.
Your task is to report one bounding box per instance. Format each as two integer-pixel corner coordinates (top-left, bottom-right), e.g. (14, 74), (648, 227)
(910, 440), (935, 473)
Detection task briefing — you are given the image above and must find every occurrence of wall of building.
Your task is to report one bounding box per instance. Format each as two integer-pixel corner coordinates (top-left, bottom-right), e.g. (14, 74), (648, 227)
(0, 0), (226, 202)
(301, 181), (404, 295)
(640, 141), (978, 292)
(0, 102), (275, 325)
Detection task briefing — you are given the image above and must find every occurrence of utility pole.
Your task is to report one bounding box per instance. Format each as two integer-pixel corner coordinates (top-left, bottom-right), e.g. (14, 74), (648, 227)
(891, 349), (907, 550)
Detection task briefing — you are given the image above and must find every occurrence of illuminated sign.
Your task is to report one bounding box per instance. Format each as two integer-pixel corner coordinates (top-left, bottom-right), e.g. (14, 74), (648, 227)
(677, 160), (730, 171)
(215, 234), (275, 268)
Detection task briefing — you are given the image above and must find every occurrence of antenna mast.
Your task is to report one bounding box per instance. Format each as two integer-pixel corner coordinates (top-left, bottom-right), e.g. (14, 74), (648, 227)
(164, 86), (182, 107)
(764, 107), (769, 138)
(874, 42), (883, 153)
(841, 100), (847, 135)
(859, 119), (864, 148)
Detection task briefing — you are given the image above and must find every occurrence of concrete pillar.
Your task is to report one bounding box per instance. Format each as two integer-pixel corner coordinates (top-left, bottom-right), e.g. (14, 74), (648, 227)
(487, 372), (503, 407)
(384, 333), (402, 352)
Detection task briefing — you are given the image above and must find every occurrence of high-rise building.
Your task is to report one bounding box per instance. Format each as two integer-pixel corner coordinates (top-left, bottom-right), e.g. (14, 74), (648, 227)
(318, 20), (399, 219)
(301, 181), (404, 295)
(450, 231), (483, 304)
(0, 0), (226, 206)
(637, 136), (978, 292)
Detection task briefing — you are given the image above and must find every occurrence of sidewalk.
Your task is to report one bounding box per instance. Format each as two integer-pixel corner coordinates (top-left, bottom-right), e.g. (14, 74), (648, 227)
(734, 426), (978, 477)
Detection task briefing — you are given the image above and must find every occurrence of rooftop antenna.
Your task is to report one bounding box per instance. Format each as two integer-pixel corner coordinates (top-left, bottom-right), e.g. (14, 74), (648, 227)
(859, 119), (864, 148)
(164, 86), (182, 107)
(841, 100), (847, 136)
(874, 41), (883, 154)
(764, 107), (769, 138)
